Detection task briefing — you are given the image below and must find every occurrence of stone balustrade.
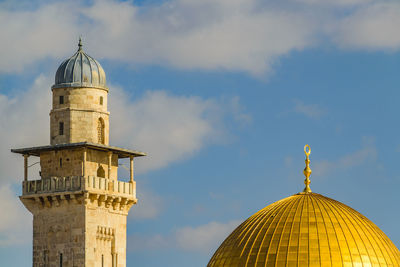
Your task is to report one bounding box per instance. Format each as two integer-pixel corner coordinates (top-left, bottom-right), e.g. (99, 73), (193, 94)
(22, 176), (136, 198)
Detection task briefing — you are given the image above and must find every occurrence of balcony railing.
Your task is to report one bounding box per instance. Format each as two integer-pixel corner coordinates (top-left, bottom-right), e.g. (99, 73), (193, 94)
(22, 176), (136, 198)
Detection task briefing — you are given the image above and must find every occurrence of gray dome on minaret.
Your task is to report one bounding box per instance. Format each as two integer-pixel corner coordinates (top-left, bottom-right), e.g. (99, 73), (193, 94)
(53, 38), (107, 90)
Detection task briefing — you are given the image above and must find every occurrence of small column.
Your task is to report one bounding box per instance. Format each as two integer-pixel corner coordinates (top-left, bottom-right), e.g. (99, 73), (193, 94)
(129, 156), (134, 183)
(108, 152), (112, 179)
(111, 240), (116, 267)
(24, 154), (29, 182)
(82, 148), (87, 177)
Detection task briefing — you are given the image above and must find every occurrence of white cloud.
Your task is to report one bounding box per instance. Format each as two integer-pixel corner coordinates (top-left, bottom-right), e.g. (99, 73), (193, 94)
(128, 219), (242, 253)
(0, 185), (31, 246)
(331, 2), (400, 49)
(0, 0), (315, 75)
(293, 99), (326, 119)
(109, 86), (244, 173)
(0, 2), (80, 73)
(0, 75), (50, 246)
(313, 137), (377, 176)
(1, 0), (399, 75)
(0, 74), (51, 185)
(128, 233), (169, 251)
(175, 220), (241, 253)
(229, 96), (252, 125)
(294, 0), (372, 6)
(1, 0), (400, 76)
(129, 188), (164, 220)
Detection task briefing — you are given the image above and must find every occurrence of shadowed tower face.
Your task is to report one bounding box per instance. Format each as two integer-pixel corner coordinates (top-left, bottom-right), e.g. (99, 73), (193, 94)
(12, 39), (146, 267)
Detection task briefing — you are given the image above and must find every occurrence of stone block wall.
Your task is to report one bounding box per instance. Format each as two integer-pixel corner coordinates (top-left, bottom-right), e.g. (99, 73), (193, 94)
(40, 149), (119, 180)
(86, 149), (118, 180)
(50, 87), (109, 145)
(52, 87), (108, 113)
(25, 193), (132, 267)
(86, 206), (128, 267)
(69, 110), (109, 145)
(50, 108), (71, 145)
(40, 149), (83, 178)
(32, 201), (86, 267)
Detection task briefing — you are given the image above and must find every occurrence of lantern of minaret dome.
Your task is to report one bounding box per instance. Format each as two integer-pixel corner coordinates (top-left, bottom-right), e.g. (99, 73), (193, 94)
(51, 38), (109, 145)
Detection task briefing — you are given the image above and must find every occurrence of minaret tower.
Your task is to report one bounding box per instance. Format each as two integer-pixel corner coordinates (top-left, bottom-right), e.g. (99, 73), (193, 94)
(12, 39), (146, 267)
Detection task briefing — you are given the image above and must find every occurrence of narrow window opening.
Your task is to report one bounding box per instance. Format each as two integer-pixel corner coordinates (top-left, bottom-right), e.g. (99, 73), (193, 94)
(97, 118), (105, 144)
(102, 254), (104, 267)
(43, 250), (49, 267)
(59, 122), (64, 135)
(71, 249), (74, 267)
(59, 95), (64, 104)
(100, 96), (103, 105)
(59, 158), (62, 168)
(59, 253), (63, 267)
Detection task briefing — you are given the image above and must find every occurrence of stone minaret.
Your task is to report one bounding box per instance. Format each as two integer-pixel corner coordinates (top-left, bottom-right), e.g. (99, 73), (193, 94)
(12, 39), (145, 267)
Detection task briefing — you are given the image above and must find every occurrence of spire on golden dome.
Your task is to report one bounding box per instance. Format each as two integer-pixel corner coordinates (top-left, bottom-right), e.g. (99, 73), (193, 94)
(303, 144), (312, 193)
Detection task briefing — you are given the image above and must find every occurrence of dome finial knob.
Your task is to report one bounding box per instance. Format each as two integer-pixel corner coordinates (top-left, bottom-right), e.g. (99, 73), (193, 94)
(78, 36), (83, 51)
(303, 144), (312, 193)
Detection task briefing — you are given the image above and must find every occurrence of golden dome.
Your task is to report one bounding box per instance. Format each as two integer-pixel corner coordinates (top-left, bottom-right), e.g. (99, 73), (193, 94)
(208, 146), (400, 267)
(208, 192), (400, 267)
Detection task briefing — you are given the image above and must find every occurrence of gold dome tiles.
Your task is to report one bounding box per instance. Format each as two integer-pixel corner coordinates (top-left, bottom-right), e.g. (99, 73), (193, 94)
(208, 193), (400, 267)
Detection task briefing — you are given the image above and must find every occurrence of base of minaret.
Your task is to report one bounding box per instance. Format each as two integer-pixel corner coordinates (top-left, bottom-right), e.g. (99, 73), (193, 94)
(20, 176), (136, 267)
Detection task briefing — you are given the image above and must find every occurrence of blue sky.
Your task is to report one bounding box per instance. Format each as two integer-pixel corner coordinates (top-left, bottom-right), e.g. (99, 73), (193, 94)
(1, 0), (400, 266)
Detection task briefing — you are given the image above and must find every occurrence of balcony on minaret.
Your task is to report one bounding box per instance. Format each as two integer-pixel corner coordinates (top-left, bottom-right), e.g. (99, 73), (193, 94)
(22, 176), (135, 197)
(11, 142), (146, 210)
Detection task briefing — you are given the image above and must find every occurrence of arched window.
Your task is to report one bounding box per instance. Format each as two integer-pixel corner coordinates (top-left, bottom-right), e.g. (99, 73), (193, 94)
(97, 118), (105, 144)
(97, 166), (105, 178)
(59, 122), (64, 135)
